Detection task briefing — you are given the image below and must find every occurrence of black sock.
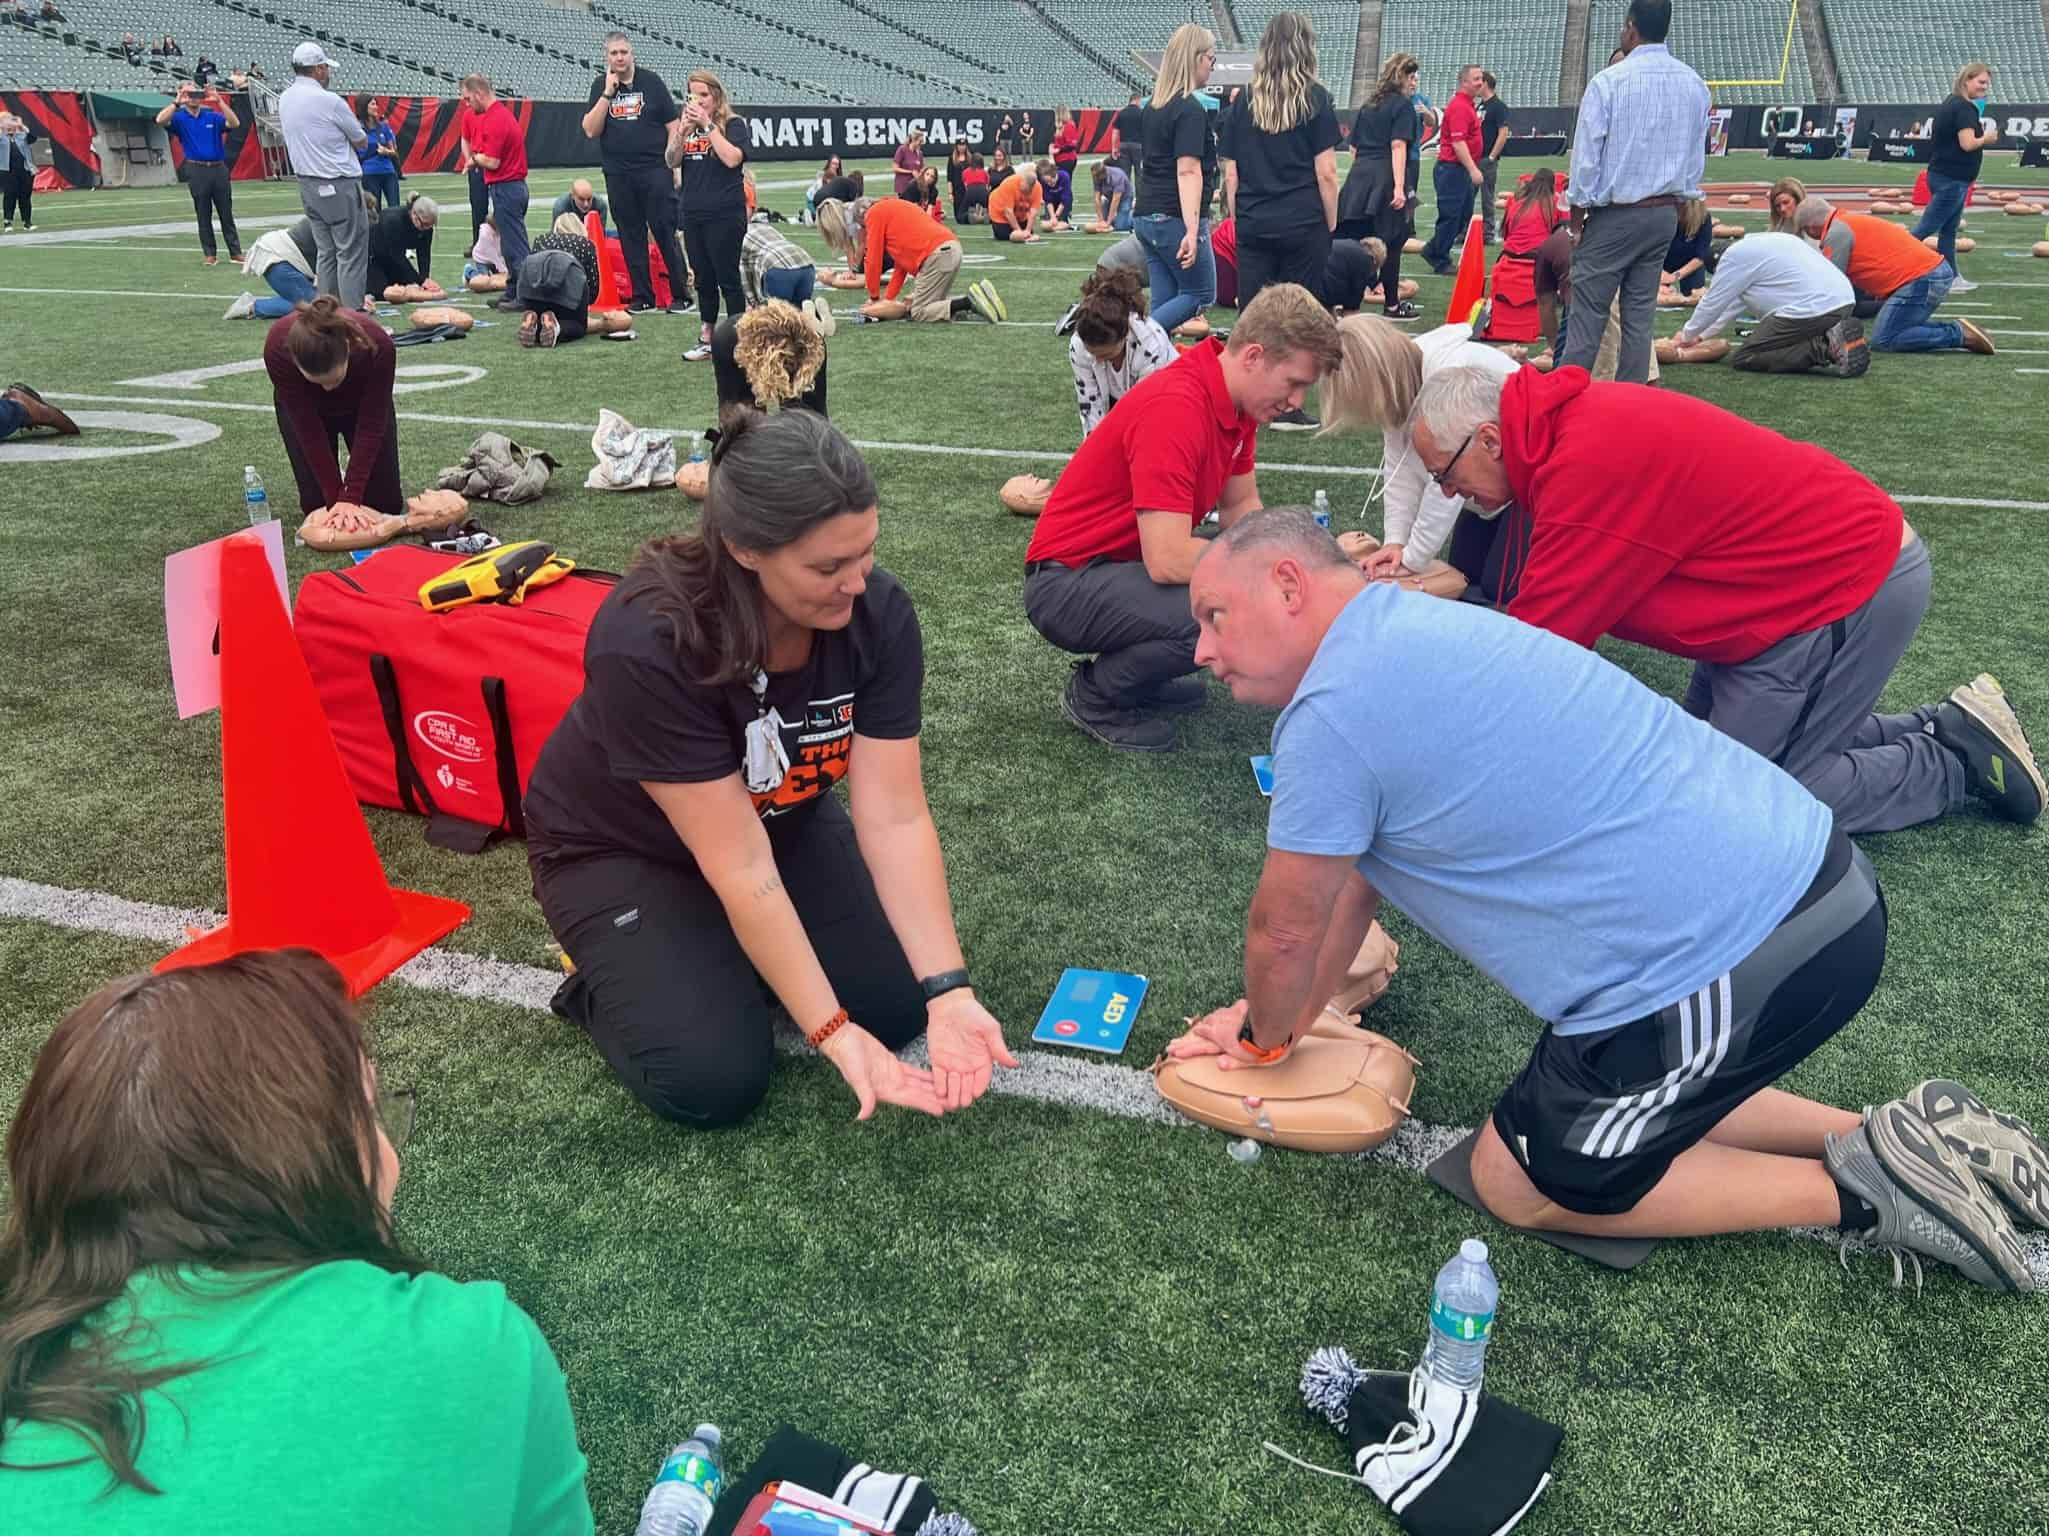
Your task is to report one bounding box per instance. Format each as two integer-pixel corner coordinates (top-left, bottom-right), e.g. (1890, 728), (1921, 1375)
(949, 294), (972, 316)
(1836, 1184), (1879, 1231)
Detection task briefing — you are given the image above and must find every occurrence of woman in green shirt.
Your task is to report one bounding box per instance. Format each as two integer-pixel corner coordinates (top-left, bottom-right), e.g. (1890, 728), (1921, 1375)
(0, 949), (594, 1534)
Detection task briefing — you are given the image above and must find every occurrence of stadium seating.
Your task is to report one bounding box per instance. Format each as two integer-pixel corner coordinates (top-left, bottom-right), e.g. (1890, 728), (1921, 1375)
(1823, 0), (2049, 103)
(7, 0), (2049, 108)
(1586, 0), (1813, 105)
(1380, 0), (1568, 108)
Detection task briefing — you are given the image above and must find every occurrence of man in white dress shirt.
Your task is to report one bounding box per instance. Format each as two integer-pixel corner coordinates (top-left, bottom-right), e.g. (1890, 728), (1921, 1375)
(1668, 231), (1868, 377)
(278, 42), (370, 309)
(1560, 0), (1709, 383)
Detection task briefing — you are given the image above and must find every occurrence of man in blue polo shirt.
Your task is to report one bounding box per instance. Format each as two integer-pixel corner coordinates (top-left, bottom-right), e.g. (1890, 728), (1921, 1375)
(1167, 508), (2040, 1295)
(155, 82), (242, 264)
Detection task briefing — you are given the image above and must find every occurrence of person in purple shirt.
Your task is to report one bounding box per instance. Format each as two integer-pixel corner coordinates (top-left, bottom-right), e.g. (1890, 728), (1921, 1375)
(893, 128), (926, 198)
(155, 81), (242, 263)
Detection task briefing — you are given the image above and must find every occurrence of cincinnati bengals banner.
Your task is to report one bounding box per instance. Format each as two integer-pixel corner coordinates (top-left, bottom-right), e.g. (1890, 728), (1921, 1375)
(0, 90), (99, 188)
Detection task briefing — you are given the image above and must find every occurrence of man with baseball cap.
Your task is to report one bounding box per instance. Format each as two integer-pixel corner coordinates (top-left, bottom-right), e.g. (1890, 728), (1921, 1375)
(279, 42), (370, 309)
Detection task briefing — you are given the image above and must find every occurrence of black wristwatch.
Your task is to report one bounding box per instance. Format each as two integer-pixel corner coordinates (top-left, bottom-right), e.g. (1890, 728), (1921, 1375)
(919, 968), (972, 1004)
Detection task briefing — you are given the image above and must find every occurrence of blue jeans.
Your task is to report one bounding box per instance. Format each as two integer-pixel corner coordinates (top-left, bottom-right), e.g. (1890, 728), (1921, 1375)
(1423, 158), (1477, 266)
(761, 264), (817, 306)
(1098, 194), (1132, 231)
(0, 396), (26, 442)
(364, 170), (401, 210)
(1871, 260), (1962, 352)
(1135, 212), (1215, 333)
(258, 263), (317, 318)
(489, 178), (531, 295)
(1911, 171), (1969, 268)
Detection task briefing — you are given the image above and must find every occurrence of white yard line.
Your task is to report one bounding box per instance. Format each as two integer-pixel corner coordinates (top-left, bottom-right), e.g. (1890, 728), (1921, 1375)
(3, 871), (2044, 1284)
(40, 391), (2049, 506)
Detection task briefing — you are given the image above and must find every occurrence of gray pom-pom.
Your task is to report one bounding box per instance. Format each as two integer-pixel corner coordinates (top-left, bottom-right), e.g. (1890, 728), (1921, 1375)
(1300, 1345), (1365, 1430)
(916, 1514), (979, 1536)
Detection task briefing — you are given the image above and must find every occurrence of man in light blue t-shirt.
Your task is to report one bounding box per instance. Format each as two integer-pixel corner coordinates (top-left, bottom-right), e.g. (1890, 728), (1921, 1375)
(1166, 509), (2040, 1294)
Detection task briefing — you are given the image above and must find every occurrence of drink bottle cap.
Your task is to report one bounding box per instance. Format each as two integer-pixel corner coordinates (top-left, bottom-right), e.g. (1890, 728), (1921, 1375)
(1460, 1237), (1489, 1263)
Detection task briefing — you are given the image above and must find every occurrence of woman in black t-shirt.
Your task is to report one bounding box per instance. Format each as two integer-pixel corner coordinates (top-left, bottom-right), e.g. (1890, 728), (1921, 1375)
(1335, 51), (1422, 319)
(525, 409), (1016, 1129)
(1134, 22), (1220, 334)
(1913, 62), (1998, 279)
(1220, 11), (1341, 320)
(668, 68), (752, 361)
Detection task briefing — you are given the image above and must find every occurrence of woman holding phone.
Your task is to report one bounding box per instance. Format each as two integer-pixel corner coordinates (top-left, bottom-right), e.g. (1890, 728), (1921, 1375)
(669, 69), (752, 361)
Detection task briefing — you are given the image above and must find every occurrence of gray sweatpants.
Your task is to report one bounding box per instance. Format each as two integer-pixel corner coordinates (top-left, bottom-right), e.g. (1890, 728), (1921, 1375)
(1683, 537), (1965, 834)
(1480, 157), (1500, 241)
(1024, 558), (1199, 712)
(298, 172), (369, 310)
(1560, 202), (1678, 383)
(1733, 304), (1849, 374)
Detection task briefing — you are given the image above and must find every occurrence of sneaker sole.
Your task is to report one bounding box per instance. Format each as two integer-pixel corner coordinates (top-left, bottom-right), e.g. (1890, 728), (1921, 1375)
(1950, 675), (2047, 811)
(1865, 1103), (2033, 1292)
(973, 280), (1008, 322)
(1908, 1080), (2049, 1229)
(1957, 318), (1995, 355)
(966, 284), (999, 323)
(809, 296), (837, 338)
(1058, 689), (1175, 752)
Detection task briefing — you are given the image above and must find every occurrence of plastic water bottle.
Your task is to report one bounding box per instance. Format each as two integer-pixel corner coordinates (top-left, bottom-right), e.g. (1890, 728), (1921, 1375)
(242, 465), (272, 526)
(1311, 489), (1332, 531)
(635, 1424), (723, 1536)
(1421, 1238), (1497, 1391)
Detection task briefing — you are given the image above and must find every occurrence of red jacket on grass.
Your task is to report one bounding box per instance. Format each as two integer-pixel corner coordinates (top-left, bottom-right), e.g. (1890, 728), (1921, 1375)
(1497, 367), (1903, 664)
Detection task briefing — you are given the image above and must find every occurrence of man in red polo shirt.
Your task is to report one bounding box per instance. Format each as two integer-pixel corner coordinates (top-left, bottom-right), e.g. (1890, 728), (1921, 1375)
(1419, 64), (1486, 275)
(462, 73), (531, 299)
(1024, 284), (1341, 751)
(1794, 195), (1995, 356)
(1408, 363), (2044, 832)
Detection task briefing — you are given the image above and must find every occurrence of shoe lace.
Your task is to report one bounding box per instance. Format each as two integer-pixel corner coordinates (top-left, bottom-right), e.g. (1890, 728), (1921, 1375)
(1837, 1231), (1925, 1294)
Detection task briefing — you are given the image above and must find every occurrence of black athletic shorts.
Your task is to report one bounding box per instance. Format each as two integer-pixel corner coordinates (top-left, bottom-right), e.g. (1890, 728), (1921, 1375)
(1491, 827), (1886, 1215)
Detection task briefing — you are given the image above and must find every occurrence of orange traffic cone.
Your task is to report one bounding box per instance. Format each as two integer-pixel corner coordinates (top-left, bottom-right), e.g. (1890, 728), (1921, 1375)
(587, 208), (623, 311)
(157, 530), (470, 996)
(1444, 213), (1487, 327)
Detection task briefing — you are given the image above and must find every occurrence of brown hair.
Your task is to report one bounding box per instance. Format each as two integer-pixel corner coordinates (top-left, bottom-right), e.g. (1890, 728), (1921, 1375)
(1074, 264), (1148, 348)
(686, 69), (733, 127)
(0, 952), (419, 1493)
(630, 409), (877, 686)
(732, 301), (826, 412)
(1370, 52), (1420, 107)
(285, 295), (373, 377)
(1953, 61), (1990, 97)
(1768, 175), (1807, 231)
(1228, 282), (1343, 372)
(1507, 167), (1558, 229)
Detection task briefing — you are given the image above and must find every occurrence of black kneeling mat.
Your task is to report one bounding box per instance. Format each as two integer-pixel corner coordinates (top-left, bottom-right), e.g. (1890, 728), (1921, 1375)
(1425, 1129), (1660, 1271)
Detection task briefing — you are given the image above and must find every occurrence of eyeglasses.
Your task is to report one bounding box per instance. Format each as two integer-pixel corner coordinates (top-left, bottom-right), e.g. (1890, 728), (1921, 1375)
(376, 1084), (417, 1156)
(1428, 430), (1475, 489)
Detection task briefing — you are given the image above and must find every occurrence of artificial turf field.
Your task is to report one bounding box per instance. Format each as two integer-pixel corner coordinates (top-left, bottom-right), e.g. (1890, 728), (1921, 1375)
(1, 150), (2046, 1534)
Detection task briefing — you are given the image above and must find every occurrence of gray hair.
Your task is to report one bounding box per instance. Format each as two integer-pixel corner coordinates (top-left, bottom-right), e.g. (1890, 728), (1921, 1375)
(1794, 194), (1834, 235)
(1207, 507), (1352, 570)
(1412, 365), (1507, 450)
(605, 29), (630, 45)
(409, 195), (439, 226)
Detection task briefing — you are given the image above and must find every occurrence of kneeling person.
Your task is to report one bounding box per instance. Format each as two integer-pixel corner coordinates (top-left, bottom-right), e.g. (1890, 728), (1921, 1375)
(1671, 230), (1866, 377)
(1796, 195), (1994, 356)
(1169, 509), (2039, 1294)
(1023, 283), (1341, 751)
(524, 410), (1015, 1128)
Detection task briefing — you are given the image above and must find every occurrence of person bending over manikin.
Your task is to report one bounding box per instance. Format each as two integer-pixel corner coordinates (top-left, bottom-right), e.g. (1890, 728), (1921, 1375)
(676, 300), (828, 499)
(1664, 230), (1865, 377)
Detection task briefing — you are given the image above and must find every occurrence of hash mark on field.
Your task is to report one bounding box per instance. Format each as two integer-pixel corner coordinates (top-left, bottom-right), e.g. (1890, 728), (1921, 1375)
(2, 875), (2045, 1287)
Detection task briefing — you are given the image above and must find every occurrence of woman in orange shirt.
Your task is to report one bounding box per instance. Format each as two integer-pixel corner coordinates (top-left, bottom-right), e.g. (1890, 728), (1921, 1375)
(817, 196), (1005, 324)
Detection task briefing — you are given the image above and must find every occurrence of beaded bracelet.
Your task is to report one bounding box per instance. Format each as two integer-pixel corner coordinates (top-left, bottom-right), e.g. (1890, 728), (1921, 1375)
(806, 1008), (849, 1050)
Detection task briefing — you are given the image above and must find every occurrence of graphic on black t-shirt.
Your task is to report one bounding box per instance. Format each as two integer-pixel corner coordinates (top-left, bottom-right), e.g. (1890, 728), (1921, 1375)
(609, 91), (646, 123)
(755, 692), (855, 817)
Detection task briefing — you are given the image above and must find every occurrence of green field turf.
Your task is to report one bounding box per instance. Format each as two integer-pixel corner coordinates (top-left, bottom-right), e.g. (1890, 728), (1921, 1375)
(1, 152), (2046, 1534)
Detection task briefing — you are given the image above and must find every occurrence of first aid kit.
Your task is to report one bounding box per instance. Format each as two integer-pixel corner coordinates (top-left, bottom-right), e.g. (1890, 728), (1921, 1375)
(296, 544), (613, 851)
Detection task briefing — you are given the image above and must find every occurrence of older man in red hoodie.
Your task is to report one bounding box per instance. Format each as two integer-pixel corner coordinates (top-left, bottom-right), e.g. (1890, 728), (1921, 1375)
(1407, 364), (2043, 834)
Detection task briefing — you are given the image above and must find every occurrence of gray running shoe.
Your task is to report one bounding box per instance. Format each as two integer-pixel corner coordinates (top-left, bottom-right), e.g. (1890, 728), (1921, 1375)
(1827, 313), (1870, 378)
(1825, 1105), (2034, 1293)
(1932, 673), (2045, 823)
(1903, 1079), (2049, 1230)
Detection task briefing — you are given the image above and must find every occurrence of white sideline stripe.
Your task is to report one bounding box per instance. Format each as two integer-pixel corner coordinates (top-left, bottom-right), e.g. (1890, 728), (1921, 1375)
(0, 214), (302, 247)
(3, 872), (2044, 1285)
(2018, 368), (2049, 375)
(39, 392), (2049, 507)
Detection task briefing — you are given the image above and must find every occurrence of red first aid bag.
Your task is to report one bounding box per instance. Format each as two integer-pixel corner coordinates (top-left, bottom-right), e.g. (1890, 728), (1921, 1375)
(294, 545), (615, 852)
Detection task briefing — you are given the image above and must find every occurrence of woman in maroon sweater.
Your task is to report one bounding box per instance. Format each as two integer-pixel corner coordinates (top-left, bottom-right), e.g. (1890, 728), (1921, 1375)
(262, 296), (402, 519)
